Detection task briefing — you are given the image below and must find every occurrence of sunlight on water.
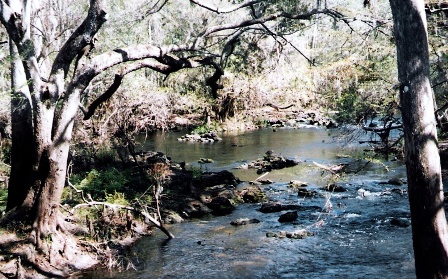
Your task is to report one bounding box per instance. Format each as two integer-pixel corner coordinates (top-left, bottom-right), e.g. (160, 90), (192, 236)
(87, 127), (415, 279)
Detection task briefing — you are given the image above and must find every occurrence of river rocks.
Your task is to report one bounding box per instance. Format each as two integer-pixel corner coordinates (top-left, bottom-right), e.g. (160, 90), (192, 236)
(198, 158), (214, 164)
(181, 199), (212, 218)
(230, 218), (261, 226)
(177, 131), (222, 143)
(199, 184), (236, 204)
(278, 211), (298, 223)
(238, 150), (299, 174)
(249, 179), (273, 185)
(388, 178), (405, 186)
(266, 229), (313, 239)
(324, 183), (346, 192)
(390, 218), (411, 228)
(258, 179), (273, 184)
(297, 188), (318, 197)
(237, 185), (268, 203)
(163, 210), (184, 224)
(258, 202), (304, 213)
(288, 180), (308, 189)
(207, 196), (236, 215)
(379, 177), (405, 186)
(192, 170), (240, 193)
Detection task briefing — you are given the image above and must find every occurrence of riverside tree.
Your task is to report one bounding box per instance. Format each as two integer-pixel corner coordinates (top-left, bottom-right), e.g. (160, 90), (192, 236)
(389, 0), (448, 277)
(0, 0), (345, 275)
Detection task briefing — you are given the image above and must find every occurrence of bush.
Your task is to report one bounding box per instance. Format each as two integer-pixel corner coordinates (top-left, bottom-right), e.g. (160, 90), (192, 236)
(77, 168), (129, 201)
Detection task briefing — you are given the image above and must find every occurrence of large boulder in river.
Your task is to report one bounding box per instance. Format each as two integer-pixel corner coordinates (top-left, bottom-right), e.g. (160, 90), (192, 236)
(192, 170), (240, 192)
(259, 202), (304, 213)
(256, 151), (299, 174)
(199, 184), (236, 204)
(180, 199), (212, 218)
(239, 150), (299, 174)
(207, 197), (236, 215)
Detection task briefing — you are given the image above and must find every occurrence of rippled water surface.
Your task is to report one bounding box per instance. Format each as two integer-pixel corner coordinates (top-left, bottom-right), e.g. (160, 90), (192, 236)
(86, 127), (416, 279)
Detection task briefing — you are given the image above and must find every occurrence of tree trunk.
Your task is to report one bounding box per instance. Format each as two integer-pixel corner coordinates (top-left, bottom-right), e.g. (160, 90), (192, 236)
(7, 39), (35, 211)
(389, 0), (448, 277)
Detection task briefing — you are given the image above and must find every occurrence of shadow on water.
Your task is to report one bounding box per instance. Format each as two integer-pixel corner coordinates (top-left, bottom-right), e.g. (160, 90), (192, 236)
(84, 127), (416, 279)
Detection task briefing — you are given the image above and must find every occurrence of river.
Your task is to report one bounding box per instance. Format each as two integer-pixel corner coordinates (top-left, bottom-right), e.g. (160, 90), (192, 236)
(85, 125), (416, 279)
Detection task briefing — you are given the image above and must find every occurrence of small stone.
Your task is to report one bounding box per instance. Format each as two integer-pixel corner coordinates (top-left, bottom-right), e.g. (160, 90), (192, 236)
(199, 158), (214, 163)
(230, 218), (261, 226)
(324, 183), (346, 192)
(289, 180), (308, 188)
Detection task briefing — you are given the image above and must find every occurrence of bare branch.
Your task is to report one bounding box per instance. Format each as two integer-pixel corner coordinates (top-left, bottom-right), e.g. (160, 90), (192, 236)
(144, 0), (169, 16)
(190, 0), (262, 14)
(203, 8), (344, 36)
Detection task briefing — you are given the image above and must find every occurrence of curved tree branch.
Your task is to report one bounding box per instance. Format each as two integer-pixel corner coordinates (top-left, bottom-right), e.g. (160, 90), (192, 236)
(81, 55), (221, 119)
(71, 5), (348, 121)
(203, 8), (345, 36)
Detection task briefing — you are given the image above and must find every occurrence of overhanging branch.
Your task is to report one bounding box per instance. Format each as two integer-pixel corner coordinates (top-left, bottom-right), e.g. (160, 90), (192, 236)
(82, 55), (222, 119)
(190, 0), (262, 14)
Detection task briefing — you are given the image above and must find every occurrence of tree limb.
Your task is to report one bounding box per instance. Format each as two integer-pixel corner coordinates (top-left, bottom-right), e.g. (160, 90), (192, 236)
(190, 0), (262, 14)
(50, 0), (107, 79)
(82, 55), (222, 118)
(203, 8), (345, 37)
(83, 74), (123, 120)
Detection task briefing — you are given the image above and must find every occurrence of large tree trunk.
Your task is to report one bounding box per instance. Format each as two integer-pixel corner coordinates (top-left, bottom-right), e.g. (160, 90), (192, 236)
(7, 39), (35, 211)
(389, 0), (448, 277)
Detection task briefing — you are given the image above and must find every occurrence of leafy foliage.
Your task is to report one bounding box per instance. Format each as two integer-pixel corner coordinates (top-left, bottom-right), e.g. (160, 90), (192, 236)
(77, 168), (129, 201)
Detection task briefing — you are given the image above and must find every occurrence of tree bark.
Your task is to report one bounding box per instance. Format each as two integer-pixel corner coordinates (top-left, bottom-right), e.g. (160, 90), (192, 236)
(389, 0), (448, 277)
(7, 39), (35, 211)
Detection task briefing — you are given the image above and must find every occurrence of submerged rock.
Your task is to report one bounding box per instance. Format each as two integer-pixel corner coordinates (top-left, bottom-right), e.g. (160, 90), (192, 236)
(258, 202), (305, 213)
(230, 218), (261, 226)
(207, 197), (236, 215)
(324, 183), (346, 192)
(266, 229), (313, 239)
(178, 131), (222, 143)
(278, 211), (298, 223)
(297, 188), (318, 197)
(390, 218), (410, 228)
(198, 158), (214, 164)
(379, 177), (405, 186)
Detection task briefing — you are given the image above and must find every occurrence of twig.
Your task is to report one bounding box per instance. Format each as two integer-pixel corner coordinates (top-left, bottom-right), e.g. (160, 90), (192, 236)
(255, 172), (269, 181)
(313, 161), (345, 176)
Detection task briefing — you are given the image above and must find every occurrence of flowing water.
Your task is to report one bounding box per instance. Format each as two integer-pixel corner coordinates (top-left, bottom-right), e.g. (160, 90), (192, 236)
(86, 126), (416, 279)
